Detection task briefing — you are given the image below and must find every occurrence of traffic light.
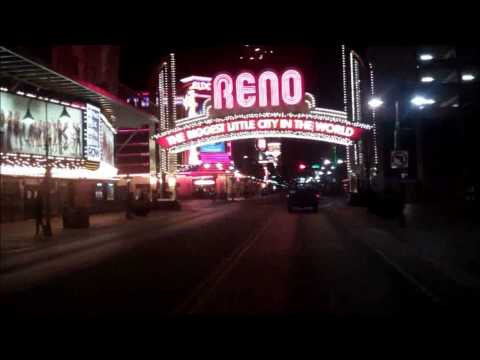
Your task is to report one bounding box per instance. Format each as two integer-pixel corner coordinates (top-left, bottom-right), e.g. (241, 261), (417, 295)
(299, 163), (306, 170)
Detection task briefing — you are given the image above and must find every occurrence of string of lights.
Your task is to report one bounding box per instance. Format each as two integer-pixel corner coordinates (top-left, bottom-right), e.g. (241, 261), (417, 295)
(369, 62), (379, 166)
(162, 131), (354, 154)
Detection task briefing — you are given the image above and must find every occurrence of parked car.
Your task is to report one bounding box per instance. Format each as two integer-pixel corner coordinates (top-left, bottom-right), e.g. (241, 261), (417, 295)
(287, 187), (320, 212)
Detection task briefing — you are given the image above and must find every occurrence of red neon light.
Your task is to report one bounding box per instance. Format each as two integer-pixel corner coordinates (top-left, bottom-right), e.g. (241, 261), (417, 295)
(236, 72), (256, 108)
(258, 71), (280, 107)
(281, 69), (303, 105)
(157, 116), (362, 149)
(213, 74), (234, 109)
(212, 69), (303, 110)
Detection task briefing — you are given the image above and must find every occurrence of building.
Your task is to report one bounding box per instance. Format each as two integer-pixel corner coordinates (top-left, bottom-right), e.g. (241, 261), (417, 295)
(52, 45), (160, 202)
(0, 46), (157, 224)
(341, 44), (380, 194)
(413, 45), (480, 204)
(51, 46), (120, 96)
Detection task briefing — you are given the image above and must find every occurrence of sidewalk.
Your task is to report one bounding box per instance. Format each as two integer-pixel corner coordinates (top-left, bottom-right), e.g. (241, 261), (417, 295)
(0, 211), (128, 254)
(0, 198), (245, 257)
(363, 200), (480, 284)
(400, 202), (480, 279)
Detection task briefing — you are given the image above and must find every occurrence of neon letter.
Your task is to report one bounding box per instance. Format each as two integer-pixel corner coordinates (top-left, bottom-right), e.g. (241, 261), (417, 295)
(258, 71), (280, 107)
(213, 74), (234, 109)
(236, 72), (256, 108)
(281, 69), (303, 105)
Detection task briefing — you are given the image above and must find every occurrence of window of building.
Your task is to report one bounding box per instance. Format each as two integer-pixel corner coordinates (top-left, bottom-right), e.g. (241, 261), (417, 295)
(106, 183), (115, 201)
(95, 183), (104, 200)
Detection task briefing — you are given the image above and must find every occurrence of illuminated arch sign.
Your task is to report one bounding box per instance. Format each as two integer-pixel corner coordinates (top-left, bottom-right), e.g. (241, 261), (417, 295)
(155, 67), (372, 153)
(155, 110), (371, 153)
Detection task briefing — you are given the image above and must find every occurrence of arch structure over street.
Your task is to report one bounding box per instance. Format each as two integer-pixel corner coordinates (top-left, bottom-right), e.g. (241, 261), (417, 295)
(154, 95), (372, 154)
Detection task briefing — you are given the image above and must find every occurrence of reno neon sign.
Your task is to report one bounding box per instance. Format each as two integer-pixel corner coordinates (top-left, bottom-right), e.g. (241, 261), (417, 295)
(213, 69), (304, 110)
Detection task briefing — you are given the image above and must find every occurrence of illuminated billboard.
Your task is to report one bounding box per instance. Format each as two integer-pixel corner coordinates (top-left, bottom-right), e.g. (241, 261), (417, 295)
(99, 113), (115, 166)
(199, 142), (225, 153)
(0, 92), (83, 158)
(85, 104), (101, 161)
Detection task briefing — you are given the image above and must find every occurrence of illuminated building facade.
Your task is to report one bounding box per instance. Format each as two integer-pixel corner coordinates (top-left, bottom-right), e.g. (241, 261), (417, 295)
(0, 47), (156, 223)
(341, 44), (380, 193)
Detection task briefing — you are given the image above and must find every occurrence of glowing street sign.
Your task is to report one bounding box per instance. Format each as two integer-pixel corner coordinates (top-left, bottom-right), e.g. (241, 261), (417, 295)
(213, 69), (304, 110)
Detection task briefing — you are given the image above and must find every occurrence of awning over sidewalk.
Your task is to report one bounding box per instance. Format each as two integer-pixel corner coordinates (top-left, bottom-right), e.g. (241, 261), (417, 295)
(0, 46), (158, 128)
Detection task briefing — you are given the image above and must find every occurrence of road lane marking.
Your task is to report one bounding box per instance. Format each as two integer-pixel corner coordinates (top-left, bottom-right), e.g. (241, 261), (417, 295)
(174, 215), (275, 315)
(322, 206), (442, 306)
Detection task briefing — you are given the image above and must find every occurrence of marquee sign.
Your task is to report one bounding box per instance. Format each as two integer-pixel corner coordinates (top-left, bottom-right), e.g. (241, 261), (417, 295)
(155, 111), (371, 153)
(155, 67), (372, 153)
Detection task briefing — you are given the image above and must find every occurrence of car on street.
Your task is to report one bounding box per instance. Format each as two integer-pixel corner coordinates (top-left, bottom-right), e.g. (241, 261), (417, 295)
(287, 187), (320, 212)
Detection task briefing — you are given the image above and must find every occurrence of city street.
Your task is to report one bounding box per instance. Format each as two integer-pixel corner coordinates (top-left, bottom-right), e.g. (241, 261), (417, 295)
(2, 194), (479, 320)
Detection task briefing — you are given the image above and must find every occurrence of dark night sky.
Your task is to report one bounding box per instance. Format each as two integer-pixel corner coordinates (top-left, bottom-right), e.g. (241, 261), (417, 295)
(119, 43), (347, 178)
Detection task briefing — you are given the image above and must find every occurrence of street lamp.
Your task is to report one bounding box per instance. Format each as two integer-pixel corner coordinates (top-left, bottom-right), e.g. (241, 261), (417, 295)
(368, 97), (384, 109)
(419, 54), (434, 61)
(421, 76), (435, 83)
(461, 74), (475, 81)
(411, 96), (435, 107)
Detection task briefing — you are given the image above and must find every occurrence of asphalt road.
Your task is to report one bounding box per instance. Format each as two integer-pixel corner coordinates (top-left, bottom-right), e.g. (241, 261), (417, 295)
(1, 194), (478, 320)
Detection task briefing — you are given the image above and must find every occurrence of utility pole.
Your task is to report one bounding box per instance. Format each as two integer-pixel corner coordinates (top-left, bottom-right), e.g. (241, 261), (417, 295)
(394, 100), (400, 151)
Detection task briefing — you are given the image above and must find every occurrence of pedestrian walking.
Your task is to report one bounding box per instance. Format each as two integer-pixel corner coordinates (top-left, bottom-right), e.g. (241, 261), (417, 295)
(34, 192), (44, 236)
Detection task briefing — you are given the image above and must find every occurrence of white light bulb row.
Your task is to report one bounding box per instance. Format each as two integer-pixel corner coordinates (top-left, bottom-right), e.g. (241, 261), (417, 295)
(153, 112), (372, 139)
(165, 131), (354, 154)
(170, 53), (177, 126)
(368, 63), (380, 166)
(342, 45), (348, 113)
(8, 89), (86, 110)
(350, 51), (356, 122)
(304, 92), (317, 108)
(346, 147), (351, 173)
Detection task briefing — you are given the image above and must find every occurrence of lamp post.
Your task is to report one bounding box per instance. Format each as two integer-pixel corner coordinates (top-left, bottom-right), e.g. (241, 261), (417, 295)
(43, 103), (52, 236)
(368, 95), (435, 195)
(125, 174), (133, 219)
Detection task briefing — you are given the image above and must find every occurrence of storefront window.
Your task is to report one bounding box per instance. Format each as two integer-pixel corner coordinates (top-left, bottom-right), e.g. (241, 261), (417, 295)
(95, 183), (104, 200)
(106, 183), (114, 201)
